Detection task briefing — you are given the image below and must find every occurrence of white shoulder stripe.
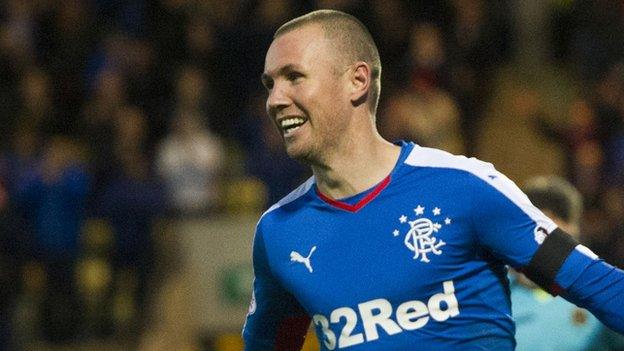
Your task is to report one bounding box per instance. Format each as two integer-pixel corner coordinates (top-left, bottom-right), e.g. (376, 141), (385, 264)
(259, 176), (315, 222)
(404, 145), (557, 233)
(575, 244), (598, 260)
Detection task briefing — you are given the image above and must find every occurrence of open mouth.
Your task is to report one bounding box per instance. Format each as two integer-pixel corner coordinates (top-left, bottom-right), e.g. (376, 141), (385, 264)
(279, 116), (307, 136)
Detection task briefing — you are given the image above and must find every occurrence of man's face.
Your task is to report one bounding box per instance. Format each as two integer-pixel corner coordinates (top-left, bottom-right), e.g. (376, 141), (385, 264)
(262, 25), (351, 162)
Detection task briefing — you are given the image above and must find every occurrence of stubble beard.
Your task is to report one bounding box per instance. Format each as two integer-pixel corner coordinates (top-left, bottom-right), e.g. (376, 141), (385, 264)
(287, 115), (348, 169)
(283, 134), (322, 166)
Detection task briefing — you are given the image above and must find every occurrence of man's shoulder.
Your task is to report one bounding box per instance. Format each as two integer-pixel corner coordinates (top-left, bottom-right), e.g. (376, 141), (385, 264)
(257, 176), (316, 226)
(403, 144), (498, 182)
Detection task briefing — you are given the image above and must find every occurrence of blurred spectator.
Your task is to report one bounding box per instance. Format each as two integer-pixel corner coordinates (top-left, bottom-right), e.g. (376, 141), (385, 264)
(93, 0), (148, 37)
(210, 0), (257, 137)
(149, 0), (191, 69)
(0, 179), (28, 351)
(171, 65), (212, 122)
(594, 63), (624, 149)
(548, 0), (575, 62)
(156, 110), (224, 216)
(16, 67), (55, 135)
(368, 0), (410, 89)
(245, 0), (298, 96)
(82, 69), (127, 209)
(568, 0), (624, 83)
(95, 106), (165, 338)
(380, 85), (464, 155)
(82, 69), (127, 126)
(85, 32), (132, 87)
(380, 22), (464, 155)
(184, 13), (217, 67)
(446, 0), (513, 153)
(404, 22), (449, 90)
(85, 34), (168, 139)
(596, 64), (624, 190)
(38, 0), (96, 134)
(1, 126), (42, 197)
(14, 136), (89, 344)
(0, 0), (38, 67)
(381, 23), (464, 154)
(534, 97), (603, 202)
(0, 65), (53, 151)
(586, 187), (624, 270)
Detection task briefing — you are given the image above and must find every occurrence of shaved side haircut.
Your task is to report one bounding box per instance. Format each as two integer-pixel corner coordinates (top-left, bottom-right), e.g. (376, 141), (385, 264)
(274, 10), (382, 115)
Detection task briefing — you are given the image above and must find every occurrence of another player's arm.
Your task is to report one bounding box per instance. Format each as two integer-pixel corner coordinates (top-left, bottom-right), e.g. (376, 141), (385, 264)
(470, 170), (624, 334)
(243, 224), (310, 350)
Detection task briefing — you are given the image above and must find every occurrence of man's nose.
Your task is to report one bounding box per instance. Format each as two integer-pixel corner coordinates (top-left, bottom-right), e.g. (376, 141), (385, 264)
(267, 83), (291, 114)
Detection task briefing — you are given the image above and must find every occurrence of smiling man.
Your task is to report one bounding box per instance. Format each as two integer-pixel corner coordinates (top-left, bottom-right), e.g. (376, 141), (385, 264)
(243, 9), (624, 351)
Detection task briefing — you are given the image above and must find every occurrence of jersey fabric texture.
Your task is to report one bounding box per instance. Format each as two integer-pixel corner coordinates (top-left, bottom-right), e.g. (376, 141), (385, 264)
(243, 141), (622, 350)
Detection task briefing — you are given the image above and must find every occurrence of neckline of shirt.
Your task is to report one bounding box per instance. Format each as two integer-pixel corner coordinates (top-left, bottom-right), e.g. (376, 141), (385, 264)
(315, 141), (413, 212)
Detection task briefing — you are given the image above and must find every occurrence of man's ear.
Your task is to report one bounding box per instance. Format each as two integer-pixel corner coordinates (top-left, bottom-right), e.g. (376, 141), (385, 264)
(350, 61), (371, 107)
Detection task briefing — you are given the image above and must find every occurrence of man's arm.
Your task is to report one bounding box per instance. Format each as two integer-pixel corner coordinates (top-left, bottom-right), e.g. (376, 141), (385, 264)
(243, 224), (310, 350)
(518, 226), (624, 331)
(553, 242), (624, 332)
(469, 168), (624, 333)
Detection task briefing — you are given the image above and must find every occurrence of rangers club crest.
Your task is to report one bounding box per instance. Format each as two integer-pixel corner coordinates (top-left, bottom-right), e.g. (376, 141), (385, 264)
(393, 205), (450, 263)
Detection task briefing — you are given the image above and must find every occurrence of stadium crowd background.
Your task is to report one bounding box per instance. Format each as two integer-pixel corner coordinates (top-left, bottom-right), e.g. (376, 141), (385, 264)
(0, 0), (623, 350)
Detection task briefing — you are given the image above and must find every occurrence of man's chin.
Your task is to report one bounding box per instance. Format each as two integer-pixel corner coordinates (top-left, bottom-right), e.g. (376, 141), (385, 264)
(284, 143), (313, 163)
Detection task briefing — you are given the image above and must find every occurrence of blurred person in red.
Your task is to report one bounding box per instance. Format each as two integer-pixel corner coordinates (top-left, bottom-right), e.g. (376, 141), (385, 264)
(380, 22), (464, 155)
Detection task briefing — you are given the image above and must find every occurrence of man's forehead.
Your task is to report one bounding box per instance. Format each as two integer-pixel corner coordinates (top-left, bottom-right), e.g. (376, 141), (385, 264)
(264, 25), (329, 71)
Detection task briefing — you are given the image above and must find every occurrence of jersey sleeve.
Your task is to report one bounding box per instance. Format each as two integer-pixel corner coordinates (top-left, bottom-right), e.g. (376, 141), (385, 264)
(242, 223), (310, 350)
(468, 167), (557, 268)
(556, 248), (624, 333)
(467, 167), (624, 333)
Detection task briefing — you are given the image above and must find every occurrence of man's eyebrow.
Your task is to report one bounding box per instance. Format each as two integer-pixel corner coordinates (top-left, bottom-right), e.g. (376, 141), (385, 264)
(261, 64), (303, 84)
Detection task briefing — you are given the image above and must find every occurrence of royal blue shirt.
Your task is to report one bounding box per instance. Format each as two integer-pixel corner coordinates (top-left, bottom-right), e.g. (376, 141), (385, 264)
(243, 142), (624, 350)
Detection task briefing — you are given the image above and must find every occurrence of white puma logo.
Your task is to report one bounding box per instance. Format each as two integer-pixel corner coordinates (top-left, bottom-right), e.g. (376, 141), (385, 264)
(290, 246), (317, 273)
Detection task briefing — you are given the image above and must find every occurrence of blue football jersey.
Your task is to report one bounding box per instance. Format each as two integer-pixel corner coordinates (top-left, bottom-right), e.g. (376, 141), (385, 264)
(243, 141), (610, 350)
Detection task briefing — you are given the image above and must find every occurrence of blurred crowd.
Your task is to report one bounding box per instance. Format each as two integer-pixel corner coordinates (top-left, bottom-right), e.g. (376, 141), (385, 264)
(0, 0), (623, 350)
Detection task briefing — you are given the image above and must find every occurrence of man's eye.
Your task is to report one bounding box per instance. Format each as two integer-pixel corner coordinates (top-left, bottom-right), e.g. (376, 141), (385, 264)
(287, 72), (303, 81)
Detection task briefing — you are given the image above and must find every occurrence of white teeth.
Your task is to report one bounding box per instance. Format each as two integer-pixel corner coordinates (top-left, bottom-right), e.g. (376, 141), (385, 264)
(284, 126), (301, 136)
(279, 117), (306, 134)
(280, 117), (305, 128)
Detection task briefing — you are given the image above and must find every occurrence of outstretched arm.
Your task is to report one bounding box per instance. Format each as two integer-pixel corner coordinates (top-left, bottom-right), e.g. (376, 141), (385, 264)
(550, 239), (624, 333)
(468, 165), (624, 333)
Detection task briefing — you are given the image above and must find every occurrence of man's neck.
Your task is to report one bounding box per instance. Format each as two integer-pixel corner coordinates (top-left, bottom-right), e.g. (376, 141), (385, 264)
(311, 132), (401, 200)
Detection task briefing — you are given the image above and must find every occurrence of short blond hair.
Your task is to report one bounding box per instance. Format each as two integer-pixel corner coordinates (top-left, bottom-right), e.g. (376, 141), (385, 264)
(274, 10), (382, 115)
